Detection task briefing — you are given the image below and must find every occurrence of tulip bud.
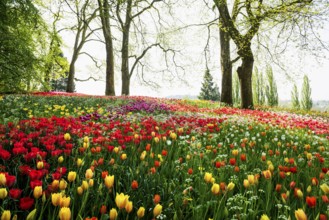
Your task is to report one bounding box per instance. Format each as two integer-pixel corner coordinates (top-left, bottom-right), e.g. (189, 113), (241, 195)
(137, 207), (145, 218)
(153, 204), (163, 217)
(109, 208), (118, 220)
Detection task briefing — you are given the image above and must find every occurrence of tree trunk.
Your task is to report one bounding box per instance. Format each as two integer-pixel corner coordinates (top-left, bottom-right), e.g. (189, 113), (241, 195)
(66, 57), (76, 92)
(121, 1), (132, 96)
(237, 55), (254, 109)
(219, 25), (233, 105)
(99, 0), (115, 96)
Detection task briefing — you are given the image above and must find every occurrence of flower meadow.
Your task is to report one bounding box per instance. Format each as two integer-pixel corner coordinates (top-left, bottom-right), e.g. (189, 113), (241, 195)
(0, 93), (329, 220)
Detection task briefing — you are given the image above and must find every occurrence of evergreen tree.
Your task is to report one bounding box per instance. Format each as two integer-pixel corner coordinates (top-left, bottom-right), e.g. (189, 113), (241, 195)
(252, 67), (265, 106)
(301, 75), (313, 110)
(291, 84), (300, 110)
(198, 69), (220, 101)
(232, 71), (240, 106)
(265, 66), (279, 106)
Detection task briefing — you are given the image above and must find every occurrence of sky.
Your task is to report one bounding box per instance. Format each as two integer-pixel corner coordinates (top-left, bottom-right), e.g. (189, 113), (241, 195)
(56, 1), (329, 101)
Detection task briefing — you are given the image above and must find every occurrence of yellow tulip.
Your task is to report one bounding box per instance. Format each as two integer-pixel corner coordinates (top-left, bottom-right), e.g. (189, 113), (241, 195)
(104, 175), (115, 189)
(211, 183), (220, 195)
(88, 179), (94, 187)
(137, 207), (145, 218)
(204, 172), (212, 183)
(60, 196), (71, 207)
(0, 188), (8, 199)
(295, 209), (307, 220)
(262, 170), (272, 179)
(59, 179), (67, 190)
(33, 186), (43, 199)
(260, 214), (270, 220)
(51, 193), (61, 206)
(227, 182), (235, 191)
(243, 179), (250, 188)
(63, 133), (71, 141)
(0, 174), (6, 186)
(115, 193), (129, 209)
(248, 175), (255, 185)
(77, 186), (83, 195)
(153, 204), (163, 217)
(109, 208), (118, 220)
(37, 161), (44, 169)
(1, 210), (10, 220)
(67, 171), (77, 182)
(59, 207), (71, 220)
(125, 201), (133, 213)
(77, 158), (83, 167)
(81, 180), (89, 190)
(320, 183), (329, 194)
(85, 169), (93, 179)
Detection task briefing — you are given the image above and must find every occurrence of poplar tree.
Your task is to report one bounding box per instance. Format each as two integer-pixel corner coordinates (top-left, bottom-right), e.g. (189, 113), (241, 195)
(291, 84), (300, 110)
(198, 69), (221, 101)
(252, 67), (265, 106)
(232, 71), (241, 106)
(265, 66), (279, 106)
(301, 75), (313, 110)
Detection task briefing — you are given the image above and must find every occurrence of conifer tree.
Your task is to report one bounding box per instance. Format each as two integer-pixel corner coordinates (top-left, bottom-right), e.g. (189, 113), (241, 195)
(301, 75), (313, 110)
(232, 71), (240, 106)
(198, 69), (220, 101)
(291, 84), (300, 110)
(265, 66), (279, 106)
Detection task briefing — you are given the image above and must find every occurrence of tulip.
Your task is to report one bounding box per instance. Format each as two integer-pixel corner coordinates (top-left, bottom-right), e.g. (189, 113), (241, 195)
(262, 170), (272, 179)
(295, 209), (307, 220)
(125, 201), (133, 213)
(77, 186), (83, 195)
(320, 183), (329, 194)
(60, 196), (70, 207)
(52, 193), (61, 206)
(0, 188), (8, 199)
(76, 158), (83, 167)
(247, 175), (255, 185)
(115, 193), (129, 209)
(37, 161), (44, 169)
(59, 179), (67, 190)
(63, 133), (71, 141)
(0, 174), (6, 186)
(33, 186), (42, 199)
(81, 180), (89, 190)
(211, 183), (220, 195)
(131, 180), (138, 190)
(153, 204), (163, 217)
(260, 214), (270, 220)
(1, 210), (10, 220)
(109, 208), (118, 220)
(67, 171), (77, 182)
(104, 175), (115, 189)
(26, 209), (36, 220)
(204, 172), (212, 183)
(59, 207), (71, 220)
(227, 182), (235, 191)
(137, 207), (145, 218)
(306, 196), (316, 208)
(243, 179), (250, 188)
(85, 169), (93, 179)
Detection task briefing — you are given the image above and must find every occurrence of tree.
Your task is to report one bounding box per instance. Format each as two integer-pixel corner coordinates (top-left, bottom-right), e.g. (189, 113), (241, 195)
(265, 66), (278, 106)
(97, 0), (115, 96)
(232, 71), (240, 105)
(64, 0), (99, 93)
(291, 84), (300, 110)
(198, 69), (220, 101)
(214, 0), (326, 109)
(116, 0), (176, 95)
(301, 75), (312, 110)
(252, 67), (265, 106)
(0, 0), (46, 93)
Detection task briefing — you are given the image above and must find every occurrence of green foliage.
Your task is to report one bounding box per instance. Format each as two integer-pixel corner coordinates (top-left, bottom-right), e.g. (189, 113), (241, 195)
(232, 71), (241, 106)
(291, 84), (300, 110)
(0, 0), (47, 93)
(252, 67), (265, 106)
(198, 69), (220, 101)
(301, 75), (313, 110)
(265, 66), (278, 107)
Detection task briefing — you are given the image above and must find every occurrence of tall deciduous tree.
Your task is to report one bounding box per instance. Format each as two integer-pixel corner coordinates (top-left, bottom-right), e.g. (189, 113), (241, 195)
(0, 0), (46, 93)
(64, 0), (99, 93)
(214, 0), (325, 109)
(97, 0), (115, 96)
(291, 84), (300, 110)
(301, 75), (312, 110)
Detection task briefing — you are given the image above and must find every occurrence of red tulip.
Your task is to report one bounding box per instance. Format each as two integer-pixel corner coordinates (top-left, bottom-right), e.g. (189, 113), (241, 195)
(306, 196), (316, 208)
(19, 197), (34, 210)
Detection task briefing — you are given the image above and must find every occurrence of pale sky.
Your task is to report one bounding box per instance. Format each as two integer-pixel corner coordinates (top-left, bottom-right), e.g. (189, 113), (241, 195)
(56, 1), (329, 101)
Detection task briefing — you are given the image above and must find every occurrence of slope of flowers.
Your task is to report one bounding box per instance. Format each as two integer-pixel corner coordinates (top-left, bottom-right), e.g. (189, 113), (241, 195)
(0, 93), (329, 220)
